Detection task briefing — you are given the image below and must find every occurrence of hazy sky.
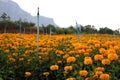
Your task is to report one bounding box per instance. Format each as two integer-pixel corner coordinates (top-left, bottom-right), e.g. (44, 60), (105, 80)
(12, 0), (120, 30)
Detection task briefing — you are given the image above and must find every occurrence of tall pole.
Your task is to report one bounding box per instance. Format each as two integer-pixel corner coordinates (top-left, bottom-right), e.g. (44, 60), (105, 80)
(37, 7), (40, 54)
(118, 28), (120, 38)
(113, 31), (116, 41)
(19, 18), (22, 36)
(76, 21), (80, 42)
(50, 26), (51, 37)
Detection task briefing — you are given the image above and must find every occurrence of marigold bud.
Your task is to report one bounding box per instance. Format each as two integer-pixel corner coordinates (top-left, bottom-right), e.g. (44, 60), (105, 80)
(25, 72), (31, 77)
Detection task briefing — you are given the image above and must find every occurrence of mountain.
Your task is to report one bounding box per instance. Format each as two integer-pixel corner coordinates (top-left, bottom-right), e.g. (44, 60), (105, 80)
(0, 0), (56, 26)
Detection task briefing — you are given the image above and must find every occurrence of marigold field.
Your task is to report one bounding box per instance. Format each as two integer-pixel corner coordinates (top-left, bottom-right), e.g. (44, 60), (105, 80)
(0, 33), (120, 80)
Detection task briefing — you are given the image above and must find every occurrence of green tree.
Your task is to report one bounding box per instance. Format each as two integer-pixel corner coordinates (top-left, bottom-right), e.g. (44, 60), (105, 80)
(65, 26), (76, 34)
(99, 27), (113, 34)
(82, 25), (97, 34)
(46, 24), (56, 34)
(15, 20), (35, 34)
(55, 27), (64, 34)
(0, 12), (10, 33)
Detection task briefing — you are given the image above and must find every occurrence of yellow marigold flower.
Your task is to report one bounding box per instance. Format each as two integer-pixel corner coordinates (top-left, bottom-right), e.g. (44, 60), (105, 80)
(43, 72), (50, 76)
(57, 60), (62, 64)
(27, 59), (31, 64)
(64, 66), (73, 71)
(78, 70), (88, 77)
(101, 59), (110, 65)
(19, 58), (24, 61)
(50, 65), (59, 71)
(94, 54), (103, 61)
(25, 72), (31, 77)
(63, 71), (68, 76)
(95, 67), (105, 71)
(75, 55), (80, 58)
(85, 77), (91, 80)
(12, 53), (18, 57)
(84, 57), (92, 65)
(66, 48), (70, 51)
(67, 56), (76, 63)
(66, 77), (76, 80)
(9, 57), (16, 62)
(100, 73), (110, 80)
(108, 53), (118, 61)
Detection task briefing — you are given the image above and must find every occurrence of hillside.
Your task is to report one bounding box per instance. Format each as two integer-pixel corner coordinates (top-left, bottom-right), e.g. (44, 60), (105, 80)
(0, 0), (56, 26)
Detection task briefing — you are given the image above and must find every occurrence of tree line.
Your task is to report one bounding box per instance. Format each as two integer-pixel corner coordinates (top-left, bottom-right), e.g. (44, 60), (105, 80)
(0, 13), (120, 34)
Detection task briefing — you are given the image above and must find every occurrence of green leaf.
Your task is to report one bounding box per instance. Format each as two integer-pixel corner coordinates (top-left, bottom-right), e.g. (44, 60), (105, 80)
(0, 77), (3, 80)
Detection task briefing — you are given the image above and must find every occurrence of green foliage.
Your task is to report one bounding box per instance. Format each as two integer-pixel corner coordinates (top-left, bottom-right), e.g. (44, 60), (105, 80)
(0, 12), (117, 34)
(81, 25), (98, 34)
(99, 27), (113, 34)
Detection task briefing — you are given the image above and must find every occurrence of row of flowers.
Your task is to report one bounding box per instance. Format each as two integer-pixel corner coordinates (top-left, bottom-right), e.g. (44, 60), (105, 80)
(0, 33), (120, 80)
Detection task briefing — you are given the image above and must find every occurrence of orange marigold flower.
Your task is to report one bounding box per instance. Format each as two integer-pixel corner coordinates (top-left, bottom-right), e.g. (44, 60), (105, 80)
(114, 46), (119, 50)
(64, 66), (73, 71)
(56, 50), (64, 56)
(84, 52), (89, 57)
(95, 67), (105, 71)
(86, 48), (92, 53)
(99, 48), (106, 54)
(4, 49), (9, 53)
(84, 57), (92, 65)
(100, 73), (110, 80)
(78, 70), (88, 77)
(63, 54), (69, 59)
(95, 71), (103, 76)
(95, 43), (100, 48)
(9, 57), (16, 62)
(41, 48), (46, 52)
(25, 72), (31, 77)
(94, 54), (103, 61)
(93, 75), (98, 80)
(108, 53), (118, 61)
(50, 65), (59, 71)
(101, 59), (110, 65)
(67, 56), (76, 63)
(103, 53), (108, 57)
(107, 49), (116, 54)
(66, 77), (76, 80)
(69, 51), (75, 55)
